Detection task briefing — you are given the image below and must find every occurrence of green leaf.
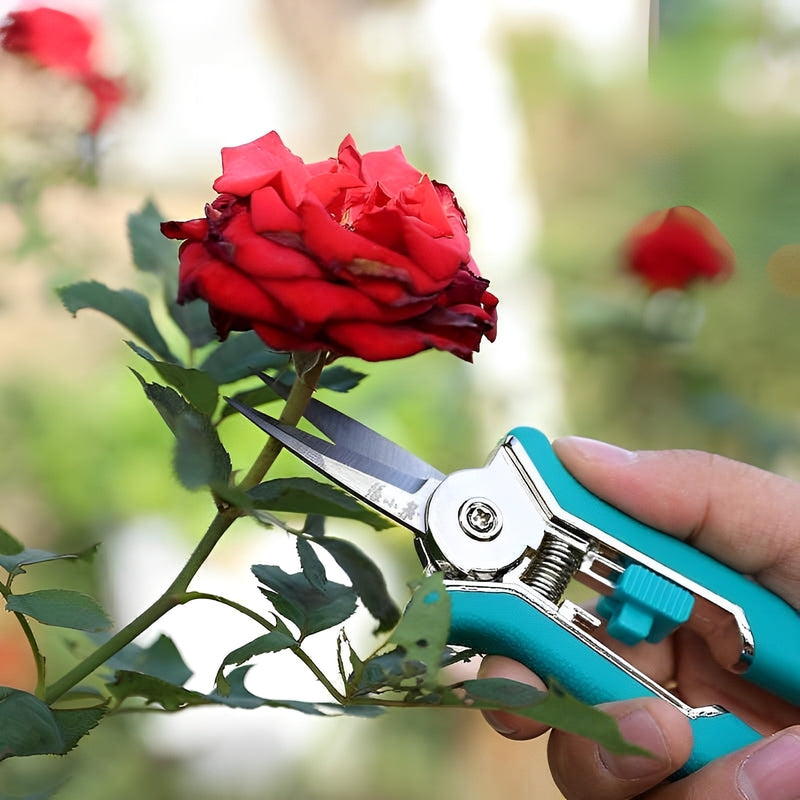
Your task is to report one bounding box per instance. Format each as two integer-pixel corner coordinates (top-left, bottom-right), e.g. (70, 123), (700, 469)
(133, 372), (231, 490)
(107, 671), (204, 711)
(0, 543), (97, 580)
(128, 199), (179, 278)
(0, 528), (23, 556)
(107, 665), (382, 718)
(127, 341), (219, 416)
(444, 678), (649, 757)
(383, 573), (449, 691)
(317, 365), (368, 393)
(199, 332), (289, 384)
(248, 478), (392, 530)
(215, 629), (296, 694)
(131, 370), (186, 432)
(127, 199), (216, 349)
(50, 705), (107, 754)
(252, 564), (357, 637)
(57, 280), (177, 363)
(0, 689), (63, 759)
(219, 630), (297, 671)
(349, 573), (449, 696)
(171, 299), (218, 350)
(173, 412), (232, 490)
(208, 666), (382, 717)
(0, 688), (104, 761)
(296, 537), (327, 591)
(310, 536), (400, 632)
(6, 590), (111, 632)
(102, 634), (193, 686)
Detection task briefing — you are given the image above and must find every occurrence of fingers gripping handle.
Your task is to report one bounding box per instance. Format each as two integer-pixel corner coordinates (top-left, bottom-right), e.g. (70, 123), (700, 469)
(509, 427), (800, 706)
(447, 588), (761, 777)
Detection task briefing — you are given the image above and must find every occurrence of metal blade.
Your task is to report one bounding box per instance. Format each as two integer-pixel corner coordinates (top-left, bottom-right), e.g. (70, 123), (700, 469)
(227, 398), (439, 534)
(258, 374), (443, 482)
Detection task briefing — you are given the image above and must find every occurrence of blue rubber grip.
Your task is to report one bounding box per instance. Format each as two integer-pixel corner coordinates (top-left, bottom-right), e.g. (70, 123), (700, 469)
(448, 589), (761, 777)
(446, 427), (800, 774)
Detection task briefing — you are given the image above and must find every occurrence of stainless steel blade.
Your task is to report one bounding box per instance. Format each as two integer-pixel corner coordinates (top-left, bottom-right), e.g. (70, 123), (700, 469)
(257, 374), (444, 483)
(227, 398), (439, 533)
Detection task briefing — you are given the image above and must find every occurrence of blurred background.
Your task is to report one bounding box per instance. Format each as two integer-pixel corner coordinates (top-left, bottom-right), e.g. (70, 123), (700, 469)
(2, 0), (800, 797)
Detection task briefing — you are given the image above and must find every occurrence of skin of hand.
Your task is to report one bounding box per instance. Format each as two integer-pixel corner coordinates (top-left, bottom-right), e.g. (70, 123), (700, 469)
(480, 436), (800, 800)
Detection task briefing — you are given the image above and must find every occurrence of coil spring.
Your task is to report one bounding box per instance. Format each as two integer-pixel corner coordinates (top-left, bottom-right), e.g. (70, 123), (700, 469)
(521, 533), (582, 603)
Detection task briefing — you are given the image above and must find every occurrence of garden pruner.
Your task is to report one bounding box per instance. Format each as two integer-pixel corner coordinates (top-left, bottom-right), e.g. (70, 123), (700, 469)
(228, 385), (800, 777)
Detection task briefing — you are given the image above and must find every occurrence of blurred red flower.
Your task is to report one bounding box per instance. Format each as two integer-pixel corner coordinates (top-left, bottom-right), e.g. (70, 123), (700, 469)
(1, 6), (125, 135)
(623, 206), (735, 292)
(162, 132), (498, 362)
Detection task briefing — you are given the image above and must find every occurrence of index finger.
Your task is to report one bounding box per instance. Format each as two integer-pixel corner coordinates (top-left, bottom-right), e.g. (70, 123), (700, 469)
(552, 437), (800, 607)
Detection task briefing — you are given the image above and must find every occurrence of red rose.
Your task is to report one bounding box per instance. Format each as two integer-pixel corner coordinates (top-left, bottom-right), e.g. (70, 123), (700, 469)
(162, 132), (498, 362)
(623, 206), (735, 292)
(1, 6), (124, 135)
(1, 6), (94, 77)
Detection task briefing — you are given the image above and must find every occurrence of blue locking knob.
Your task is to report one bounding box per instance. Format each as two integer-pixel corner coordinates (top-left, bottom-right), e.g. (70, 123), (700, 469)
(597, 564), (695, 646)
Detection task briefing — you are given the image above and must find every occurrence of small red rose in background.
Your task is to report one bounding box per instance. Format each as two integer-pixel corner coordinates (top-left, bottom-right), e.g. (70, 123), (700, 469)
(1, 6), (125, 135)
(623, 206), (735, 292)
(162, 132), (498, 362)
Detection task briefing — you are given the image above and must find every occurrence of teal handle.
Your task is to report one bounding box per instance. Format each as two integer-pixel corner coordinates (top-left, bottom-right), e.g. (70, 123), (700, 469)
(448, 589), (761, 777)
(509, 426), (800, 706)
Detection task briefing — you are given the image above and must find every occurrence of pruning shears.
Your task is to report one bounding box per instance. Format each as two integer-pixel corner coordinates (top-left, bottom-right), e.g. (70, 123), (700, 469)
(229, 383), (800, 777)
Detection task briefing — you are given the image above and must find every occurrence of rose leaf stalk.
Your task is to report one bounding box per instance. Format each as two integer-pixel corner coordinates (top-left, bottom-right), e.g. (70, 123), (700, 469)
(44, 357), (325, 706)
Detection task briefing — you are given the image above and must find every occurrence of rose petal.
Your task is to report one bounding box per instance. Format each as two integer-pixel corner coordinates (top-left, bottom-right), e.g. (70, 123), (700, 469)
(396, 175), (453, 237)
(306, 169), (364, 209)
(161, 218), (208, 241)
(258, 277), (425, 325)
(187, 259), (291, 328)
(250, 185), (303, 233)
(324, 320), (476, 361)
(357, 143), (423, 194)
(251, 322), (327, 353)
(324, 321), (431, 361)
(222, 213), (321, 278)
(213, 131), (309, 203)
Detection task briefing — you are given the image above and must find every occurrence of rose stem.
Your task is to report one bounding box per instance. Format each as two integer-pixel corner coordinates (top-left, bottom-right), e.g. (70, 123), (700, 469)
(44, 357), (325, 705)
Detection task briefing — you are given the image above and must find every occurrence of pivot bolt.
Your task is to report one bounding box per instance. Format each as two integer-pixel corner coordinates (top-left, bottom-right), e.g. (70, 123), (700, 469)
(459, 498), (502, 541)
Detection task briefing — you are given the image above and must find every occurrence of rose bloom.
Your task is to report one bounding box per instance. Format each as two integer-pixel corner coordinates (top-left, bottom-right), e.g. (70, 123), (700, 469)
(0, 6), (124, 135)
(162, 132), (498, 362)
(623, 206), (735, 292)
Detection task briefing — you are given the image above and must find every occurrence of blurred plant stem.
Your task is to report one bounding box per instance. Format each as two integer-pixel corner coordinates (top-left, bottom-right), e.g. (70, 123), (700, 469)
(43, 359), (325, 705)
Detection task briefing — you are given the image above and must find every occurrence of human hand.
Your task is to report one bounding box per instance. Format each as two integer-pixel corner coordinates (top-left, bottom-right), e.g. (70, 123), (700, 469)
(481, 436), (800, 799)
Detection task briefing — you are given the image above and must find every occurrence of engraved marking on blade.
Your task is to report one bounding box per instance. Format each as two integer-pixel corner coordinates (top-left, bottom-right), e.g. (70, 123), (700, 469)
(365, 481), (419, 521)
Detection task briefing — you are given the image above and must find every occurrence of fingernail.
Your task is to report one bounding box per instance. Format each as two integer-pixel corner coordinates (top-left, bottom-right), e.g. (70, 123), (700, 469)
(737, 732), (800, 800)
(599, 708), (668, 779)
(482, 710), (520, 737)
(553, 436), (638, 466)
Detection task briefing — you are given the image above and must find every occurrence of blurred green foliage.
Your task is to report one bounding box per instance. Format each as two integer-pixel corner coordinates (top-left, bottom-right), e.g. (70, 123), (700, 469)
(507, 2), (800, 467)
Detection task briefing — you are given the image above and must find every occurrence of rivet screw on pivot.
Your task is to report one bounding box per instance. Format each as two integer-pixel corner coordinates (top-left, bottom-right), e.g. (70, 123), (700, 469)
(459, 498), (502, 541)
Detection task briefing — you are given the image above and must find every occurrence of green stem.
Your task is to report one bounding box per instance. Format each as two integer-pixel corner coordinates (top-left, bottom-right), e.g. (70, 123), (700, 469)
(44, 506), (239, 705)
(176, 591), (279, 631)
(0, 578), (47, 697)
(45, 357), (326, 705)
(237, 355), (325, 492)
(15, 612), (46, 698)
